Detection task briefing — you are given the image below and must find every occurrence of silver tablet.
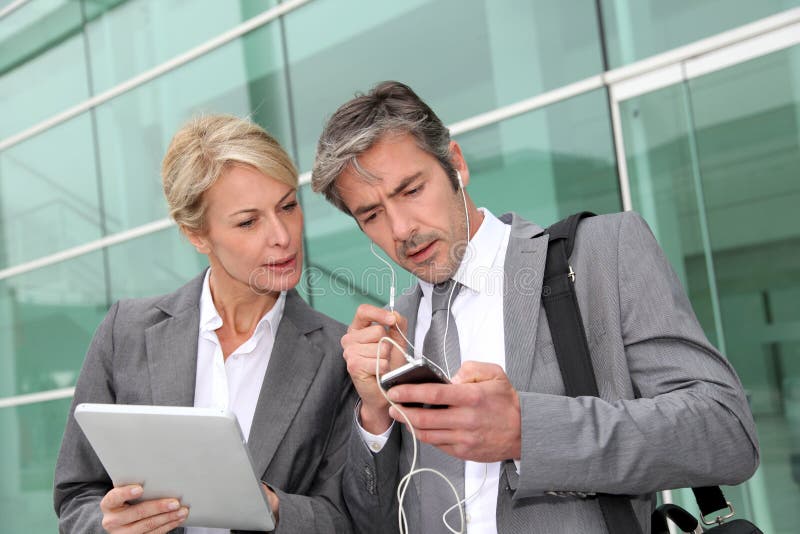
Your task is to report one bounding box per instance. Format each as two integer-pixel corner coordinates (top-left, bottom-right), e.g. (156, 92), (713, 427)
(74, 403), (274, 531)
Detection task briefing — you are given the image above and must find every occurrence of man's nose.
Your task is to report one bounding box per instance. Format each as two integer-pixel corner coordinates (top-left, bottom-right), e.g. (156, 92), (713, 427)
(388, 210), (415, 242)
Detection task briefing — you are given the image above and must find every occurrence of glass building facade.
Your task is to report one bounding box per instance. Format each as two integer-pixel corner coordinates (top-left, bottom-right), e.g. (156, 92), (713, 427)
(0, 0), (798, 531)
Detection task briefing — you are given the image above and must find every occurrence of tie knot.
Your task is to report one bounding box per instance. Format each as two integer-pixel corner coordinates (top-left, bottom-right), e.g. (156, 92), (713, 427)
(430, 279), (461, 312)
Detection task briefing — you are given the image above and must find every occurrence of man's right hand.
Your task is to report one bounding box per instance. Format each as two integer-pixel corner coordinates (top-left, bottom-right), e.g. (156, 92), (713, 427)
(100, 485), (188, 533)
(341, 304), (409, 434)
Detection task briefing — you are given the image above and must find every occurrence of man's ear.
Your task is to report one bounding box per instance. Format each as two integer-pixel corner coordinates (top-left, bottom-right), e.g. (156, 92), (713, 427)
(182, 225), (210, 254)
(449, 141), (470, 187)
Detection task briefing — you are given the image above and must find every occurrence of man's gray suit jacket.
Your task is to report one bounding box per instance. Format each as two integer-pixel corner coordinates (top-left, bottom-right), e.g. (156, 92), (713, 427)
(54, 271), (356, 534)
(342, 211), (759, 534)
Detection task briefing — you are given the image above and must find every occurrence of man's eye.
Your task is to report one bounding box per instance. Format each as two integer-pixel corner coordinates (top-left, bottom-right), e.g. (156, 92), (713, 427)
(363, 213), (377, 224)
(406, 186), (421, 196)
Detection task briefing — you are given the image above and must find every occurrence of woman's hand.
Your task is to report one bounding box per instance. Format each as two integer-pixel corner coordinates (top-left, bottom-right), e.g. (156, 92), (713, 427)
(262, 483), (280, 523)
(100, 485), (188, 533)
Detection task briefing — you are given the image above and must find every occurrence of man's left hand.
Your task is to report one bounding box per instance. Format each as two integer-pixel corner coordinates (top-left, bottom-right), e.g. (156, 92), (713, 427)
(386, 361), (521, 462)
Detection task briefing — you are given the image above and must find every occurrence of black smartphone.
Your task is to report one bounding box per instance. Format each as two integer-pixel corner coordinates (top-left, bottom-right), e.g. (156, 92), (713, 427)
(380, 357), (450, 408)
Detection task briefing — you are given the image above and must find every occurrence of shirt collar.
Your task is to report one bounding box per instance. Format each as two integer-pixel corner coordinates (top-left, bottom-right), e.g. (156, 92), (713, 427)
(419, 208), (508, 298)
(199, 269), (287, 342)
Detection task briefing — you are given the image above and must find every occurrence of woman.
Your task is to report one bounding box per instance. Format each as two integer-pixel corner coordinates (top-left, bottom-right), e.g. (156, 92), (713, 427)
(54, 115), (355, 534)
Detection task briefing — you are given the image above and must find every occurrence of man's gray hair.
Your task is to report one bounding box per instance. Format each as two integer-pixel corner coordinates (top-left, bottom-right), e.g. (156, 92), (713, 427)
(311, 81), (458, 214)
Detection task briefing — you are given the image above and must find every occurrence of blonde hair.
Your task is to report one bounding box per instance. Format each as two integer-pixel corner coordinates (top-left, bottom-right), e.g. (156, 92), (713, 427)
(162, 114), (298, 232)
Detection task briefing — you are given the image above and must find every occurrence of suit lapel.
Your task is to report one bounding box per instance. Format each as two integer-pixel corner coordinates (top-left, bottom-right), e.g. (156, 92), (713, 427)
(502, 213), (548, 391)
(145, 274), (204, 407)
(247, 290), (324, 478)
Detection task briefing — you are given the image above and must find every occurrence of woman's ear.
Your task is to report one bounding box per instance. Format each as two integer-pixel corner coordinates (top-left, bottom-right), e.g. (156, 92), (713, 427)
(182, 225), (211, 255)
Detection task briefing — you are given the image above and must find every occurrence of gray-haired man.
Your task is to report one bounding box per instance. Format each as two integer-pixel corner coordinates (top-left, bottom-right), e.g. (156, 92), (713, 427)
(311, 81), (759, 534)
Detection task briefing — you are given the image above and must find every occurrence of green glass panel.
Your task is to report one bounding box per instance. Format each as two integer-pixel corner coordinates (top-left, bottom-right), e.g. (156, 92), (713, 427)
(0, 226), (206, 398)
(600, 0), (800, 68)
(0, 0), (128, 138)
(106, 227), (208, 301)
(621, 45), (800, 533)
(0, 0), (77, 69)
(0, 114), (103, 269)
(687, 46), (800, 533)
(459, 89), (620, 225)
(0, 0), (277, 139)
(84, 0), (278, 94)
(0, 29), (88, 139)
(0, 251), (107, 398)
(0, 397), (72, 534)
(93, 19), (292, 234)
(283, 0), (604, 170)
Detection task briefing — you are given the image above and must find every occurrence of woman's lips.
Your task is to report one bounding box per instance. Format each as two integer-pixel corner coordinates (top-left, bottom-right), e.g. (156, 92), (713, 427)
(264, 255), (297, 271)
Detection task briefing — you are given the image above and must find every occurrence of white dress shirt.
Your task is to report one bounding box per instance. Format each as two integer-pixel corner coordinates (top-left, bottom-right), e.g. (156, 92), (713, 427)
(360, 208), (511, 534)
(187, 269), (286, 534)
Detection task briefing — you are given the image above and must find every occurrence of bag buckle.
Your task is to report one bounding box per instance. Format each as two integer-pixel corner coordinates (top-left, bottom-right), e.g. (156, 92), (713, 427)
(701, 501), (735, 526)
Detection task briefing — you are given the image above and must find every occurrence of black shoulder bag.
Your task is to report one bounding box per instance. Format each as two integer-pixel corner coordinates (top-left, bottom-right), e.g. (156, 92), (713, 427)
(541, 212), (762, 534)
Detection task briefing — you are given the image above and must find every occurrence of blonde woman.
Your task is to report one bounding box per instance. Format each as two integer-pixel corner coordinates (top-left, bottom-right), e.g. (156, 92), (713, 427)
(54, 115), (355, 534)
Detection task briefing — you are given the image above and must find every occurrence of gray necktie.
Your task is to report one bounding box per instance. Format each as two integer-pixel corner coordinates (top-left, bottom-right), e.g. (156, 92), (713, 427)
(419, 279), (464, 533)
(422, 279), (462, 378)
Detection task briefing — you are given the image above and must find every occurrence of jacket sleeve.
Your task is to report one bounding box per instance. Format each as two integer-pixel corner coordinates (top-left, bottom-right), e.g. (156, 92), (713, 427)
(514, 211), (759, 497)
(341, 402), (403, 534)
(266, 381), (358, 534)
(53, 301), (119, 533)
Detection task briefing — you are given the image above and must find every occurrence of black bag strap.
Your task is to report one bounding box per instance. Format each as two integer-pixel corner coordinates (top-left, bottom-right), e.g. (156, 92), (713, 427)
(541, 211), (643, 534)
(543, 212), (600, 397)
(692, 486), (729, 518)
(651, 504), (700, 534)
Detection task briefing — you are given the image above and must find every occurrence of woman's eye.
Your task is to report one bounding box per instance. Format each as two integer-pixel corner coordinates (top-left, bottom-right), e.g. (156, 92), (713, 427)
(237, 219), (255, 228)
(282, 201), (298, 212)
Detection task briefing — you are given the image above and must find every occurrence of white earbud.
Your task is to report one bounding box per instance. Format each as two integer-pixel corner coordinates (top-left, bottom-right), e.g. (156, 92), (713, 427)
(456, 170), (464, 190)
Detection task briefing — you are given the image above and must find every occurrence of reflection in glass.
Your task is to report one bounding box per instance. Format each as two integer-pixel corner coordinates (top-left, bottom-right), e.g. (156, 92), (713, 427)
(688, 46), (800, 534)
(0, 398), (71, 533)
(283, 0), (604, 170)
(460, 89), (620, 226)
(0, 31), (88, 139)
(106, 226), (207, 301)
(620, 45), (800, 533)
(0, 115), (102, 269)
(0, 251), (107, 398)
(600, 0), (800, 68)
(84, 0), (278, 94)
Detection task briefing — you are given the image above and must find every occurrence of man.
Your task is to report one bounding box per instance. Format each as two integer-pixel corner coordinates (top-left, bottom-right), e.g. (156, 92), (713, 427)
(310, 81), (759, 533)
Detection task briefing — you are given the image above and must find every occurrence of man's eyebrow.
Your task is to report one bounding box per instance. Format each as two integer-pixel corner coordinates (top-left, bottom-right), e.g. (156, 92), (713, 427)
(352, 173), (422, 217)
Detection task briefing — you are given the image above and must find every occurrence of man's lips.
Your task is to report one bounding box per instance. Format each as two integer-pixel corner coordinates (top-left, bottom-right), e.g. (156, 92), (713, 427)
(405, 241), (436, 262)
